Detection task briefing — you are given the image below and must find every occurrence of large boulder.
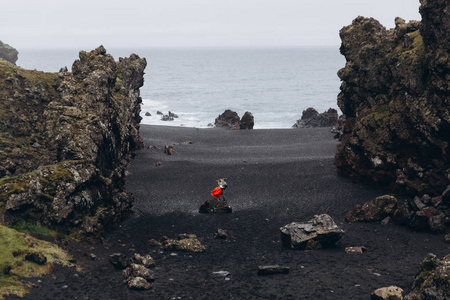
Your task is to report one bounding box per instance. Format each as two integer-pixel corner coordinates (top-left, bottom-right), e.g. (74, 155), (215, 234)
(335, 0), (450, 197)
(280, 214), (345, 250)
(293, 108), (339, 128)
(0, 46), (146, 237)
(0, 40), (18, 65)
(405, 253), (450, 300)
(345, 195), (399, 222)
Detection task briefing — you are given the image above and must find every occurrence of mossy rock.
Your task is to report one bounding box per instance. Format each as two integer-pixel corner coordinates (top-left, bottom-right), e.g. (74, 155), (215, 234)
(335, 7), (450, 196)
(0, 47), (146, 237)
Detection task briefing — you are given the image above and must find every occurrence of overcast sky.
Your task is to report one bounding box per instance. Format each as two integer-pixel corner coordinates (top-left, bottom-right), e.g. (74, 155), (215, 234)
(1, 0), (421, 49)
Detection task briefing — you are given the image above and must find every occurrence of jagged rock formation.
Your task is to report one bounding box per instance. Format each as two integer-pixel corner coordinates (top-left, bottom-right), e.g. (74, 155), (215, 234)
(0, 41), (18, 65)
(345, 191), (450, 233)
(215, 110), (240, 130)
(0, 46), (146, 237)
(335, 0), (450, 196)
(215, 109), (254, 130)
(239, 111), (254, 129)
(404, 253), (450, 299)
(292, 108), (338, 128)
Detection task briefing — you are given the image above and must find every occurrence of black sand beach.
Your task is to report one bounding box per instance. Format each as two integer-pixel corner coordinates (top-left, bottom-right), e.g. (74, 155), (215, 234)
(13, 125), (448, 299)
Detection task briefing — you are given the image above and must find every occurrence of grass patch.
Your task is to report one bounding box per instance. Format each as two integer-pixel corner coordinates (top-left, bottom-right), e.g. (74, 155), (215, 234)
(0, 225), (74, 299)
(10, 220), (58, 237)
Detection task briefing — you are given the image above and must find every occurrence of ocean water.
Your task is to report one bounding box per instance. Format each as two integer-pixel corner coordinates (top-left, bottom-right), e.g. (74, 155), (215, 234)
(17, 47), (345, 129)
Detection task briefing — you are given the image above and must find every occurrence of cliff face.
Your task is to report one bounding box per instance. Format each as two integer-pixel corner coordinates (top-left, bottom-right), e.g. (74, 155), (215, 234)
(0, 46), (146, 237)
(335, 0), (449, 196)
(0, 40), (18, 65)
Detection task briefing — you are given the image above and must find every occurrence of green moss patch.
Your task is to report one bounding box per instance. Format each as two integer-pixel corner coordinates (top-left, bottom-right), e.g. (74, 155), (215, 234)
(0, 225), (74, 299)
(393, 30), (426, 64)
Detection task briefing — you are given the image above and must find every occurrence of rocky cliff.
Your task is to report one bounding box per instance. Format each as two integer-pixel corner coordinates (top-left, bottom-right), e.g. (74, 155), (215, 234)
(0, 40), (18, 65)
(335, 0), (449, 196)
(0, 46), (146, 237)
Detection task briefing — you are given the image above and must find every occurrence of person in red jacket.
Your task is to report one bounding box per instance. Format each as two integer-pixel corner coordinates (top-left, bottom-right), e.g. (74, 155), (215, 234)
(211, 178), (228, 201)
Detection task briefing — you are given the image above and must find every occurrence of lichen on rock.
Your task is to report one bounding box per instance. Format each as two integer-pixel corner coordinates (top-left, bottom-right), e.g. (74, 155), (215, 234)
(0, 46), (147, 237)
(335, 0), (450, 196)
(404, 253), (450, 300)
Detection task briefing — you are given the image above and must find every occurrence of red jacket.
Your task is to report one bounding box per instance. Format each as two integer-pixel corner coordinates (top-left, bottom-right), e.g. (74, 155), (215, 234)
(211, 187), (223, 198)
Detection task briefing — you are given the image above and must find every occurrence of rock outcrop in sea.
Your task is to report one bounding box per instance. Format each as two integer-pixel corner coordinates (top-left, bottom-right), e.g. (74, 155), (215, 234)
(0, 46), (146, 237)
(292, 107), (338, 128)
(214, 109), (254, 130)
(0, 40), (18, 65)
(335, 0), (450, 196)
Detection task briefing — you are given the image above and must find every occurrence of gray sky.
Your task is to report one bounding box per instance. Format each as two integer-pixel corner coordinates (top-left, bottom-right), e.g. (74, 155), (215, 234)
(1, 0), (421, 49)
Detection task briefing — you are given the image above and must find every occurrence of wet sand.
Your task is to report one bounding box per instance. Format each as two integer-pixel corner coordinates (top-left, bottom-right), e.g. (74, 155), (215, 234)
(13, 125), (448, 300)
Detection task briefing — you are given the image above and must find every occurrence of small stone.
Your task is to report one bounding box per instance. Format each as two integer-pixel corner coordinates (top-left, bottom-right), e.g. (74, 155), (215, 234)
(123, 264), (155, 282)
(130, 253), (155, 268)
(371, 285), (403, 300)
(444, 234), (450, 243)
(109, 253), (128, 270)
(381, 216), (391, 225)
(213, 229), (233, 240)
(148, 239), (161, 246)
(3, 266), (12, 275)
(127, 277), (152, 290)
(257, 265), (290, 276)
(345, 246), (367, 254)
(25, 252), (47, 265)
(212, 271), (230, 277)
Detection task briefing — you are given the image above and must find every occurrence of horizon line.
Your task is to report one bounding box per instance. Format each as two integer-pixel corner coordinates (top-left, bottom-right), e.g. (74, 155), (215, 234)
(17, 44), (342, 51)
